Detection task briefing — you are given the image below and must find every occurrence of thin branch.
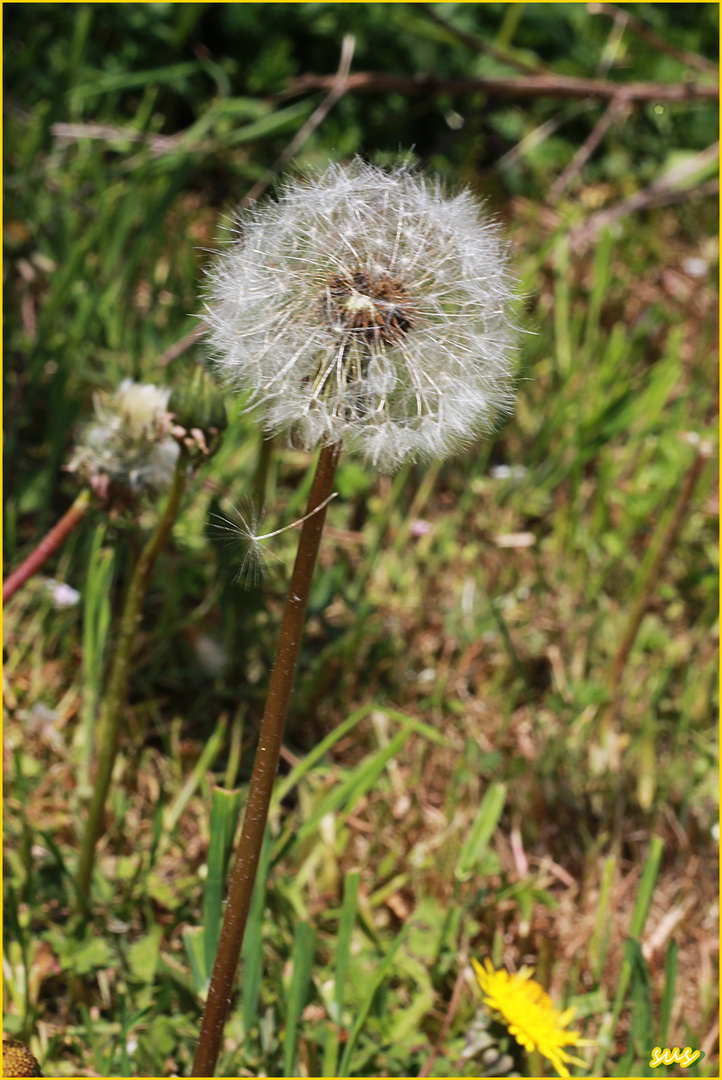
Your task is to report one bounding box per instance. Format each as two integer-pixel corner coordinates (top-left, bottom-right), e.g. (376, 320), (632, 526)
(284, 70), (718, 104)
(3, 489), (91, 604)
(499, 13), (626, 176)
(419, 962), (468, 1078)
(588, 2), (719, 79)
(51, 121), (178, 153)
(238, 34), (355, 212)
(157, 323), (208, 367)
(607, 448), (710, 695)
(571, 142), (719, 248)
(412, 4), (547, 76)
(497, 99), (598, 170)
(549, 94), (631, 201)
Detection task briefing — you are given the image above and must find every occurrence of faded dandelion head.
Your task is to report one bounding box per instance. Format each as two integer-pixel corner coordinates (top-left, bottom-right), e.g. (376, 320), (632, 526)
(204, 159), (518, 471)
(68, 379), (180, 496)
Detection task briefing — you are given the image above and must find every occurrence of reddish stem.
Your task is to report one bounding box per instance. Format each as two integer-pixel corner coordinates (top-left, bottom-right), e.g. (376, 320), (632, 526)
(3, 489), (91, 604)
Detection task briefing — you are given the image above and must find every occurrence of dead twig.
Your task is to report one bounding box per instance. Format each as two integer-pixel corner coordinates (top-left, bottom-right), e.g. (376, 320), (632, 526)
(419, 962), (468, 1078)
(157, 323), (208, 368)
(412, 4), (547, 76)
(498, 100), (601, 172)
(52, 121), (178, 153)
(701, 1018), (720, 1064)
(284, 70), (718, 104)
(571, 142), (719, 248)
(549, 94), (631, 201)
(607, 448), (711, 695)
(588, 2), (719, 79)
(499, 12), (627, 177)
(238, 34), (355, 212)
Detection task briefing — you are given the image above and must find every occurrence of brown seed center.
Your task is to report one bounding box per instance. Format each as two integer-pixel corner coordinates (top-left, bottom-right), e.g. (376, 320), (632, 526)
(324, 270), (414, 346)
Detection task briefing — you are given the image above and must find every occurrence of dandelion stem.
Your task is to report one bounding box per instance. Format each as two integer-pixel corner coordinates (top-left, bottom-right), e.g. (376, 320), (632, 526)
(192, 441), (340, 1078)
(3, 488), (91, 604)
(73, 451), (188, 911)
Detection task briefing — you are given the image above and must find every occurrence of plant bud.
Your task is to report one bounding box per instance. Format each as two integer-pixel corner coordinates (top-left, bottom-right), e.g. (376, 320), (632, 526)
(169, 364), (227, 458)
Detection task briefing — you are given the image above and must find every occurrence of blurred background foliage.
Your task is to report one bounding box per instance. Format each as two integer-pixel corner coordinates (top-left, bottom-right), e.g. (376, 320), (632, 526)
(3, 3), (719, 1077)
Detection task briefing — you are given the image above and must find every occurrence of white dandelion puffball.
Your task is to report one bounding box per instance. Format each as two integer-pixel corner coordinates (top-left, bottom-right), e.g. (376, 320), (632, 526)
(204, 159), (518, 471)
(68, 379), (179, 493)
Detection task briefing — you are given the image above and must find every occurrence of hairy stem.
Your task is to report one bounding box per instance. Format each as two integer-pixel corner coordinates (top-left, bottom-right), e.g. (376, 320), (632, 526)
(74, 453), (188, 909)
(192, 442), (340, 1078)
(3, 488), (91, 604)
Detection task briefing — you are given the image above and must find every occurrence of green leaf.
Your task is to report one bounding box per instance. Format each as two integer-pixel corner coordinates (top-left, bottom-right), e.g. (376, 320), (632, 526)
(127, 924), (163, 984)
(182, 926), (208, 997)
(70, 936), (113, 976)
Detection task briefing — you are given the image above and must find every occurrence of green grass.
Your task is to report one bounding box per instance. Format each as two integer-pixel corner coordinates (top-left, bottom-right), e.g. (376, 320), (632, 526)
(3, 4), (718, 1077)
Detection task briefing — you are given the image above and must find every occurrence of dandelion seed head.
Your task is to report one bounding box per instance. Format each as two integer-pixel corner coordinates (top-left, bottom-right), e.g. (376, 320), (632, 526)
(68, 379), (179, 494)
(204, 159), (518, 471)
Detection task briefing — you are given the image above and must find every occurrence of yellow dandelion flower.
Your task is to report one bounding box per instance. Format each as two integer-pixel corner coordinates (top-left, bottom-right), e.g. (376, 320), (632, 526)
(472, 958), (593, 1078)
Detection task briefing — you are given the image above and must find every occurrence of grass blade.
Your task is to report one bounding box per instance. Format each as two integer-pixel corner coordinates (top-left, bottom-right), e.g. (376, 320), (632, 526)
(592, 837), (664, 1074)
(291, 727), (413, 852)
(456, 782), (507, 880)
(323, 870), (361, 1076)
(658, 939), (678, 1047)
(284, 921), (317, 1077)
(164, 711), (228, 834)
(204, 787), (244, 980)
(241, 826), (273, 1033)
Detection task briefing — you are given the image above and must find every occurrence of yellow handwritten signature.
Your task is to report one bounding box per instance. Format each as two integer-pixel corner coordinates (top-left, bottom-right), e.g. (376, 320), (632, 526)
(649, 1046), (702, 1069)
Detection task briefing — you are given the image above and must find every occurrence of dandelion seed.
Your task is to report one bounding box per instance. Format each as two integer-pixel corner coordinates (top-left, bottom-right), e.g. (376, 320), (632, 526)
(209, 500), (273, 589)
(204, 159), (518, 471)
(210, 493), (338, 589)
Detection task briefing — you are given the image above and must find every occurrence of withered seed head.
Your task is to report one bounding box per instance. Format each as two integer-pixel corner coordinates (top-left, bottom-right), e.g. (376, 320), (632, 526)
(3, 1040), (43, 1077)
